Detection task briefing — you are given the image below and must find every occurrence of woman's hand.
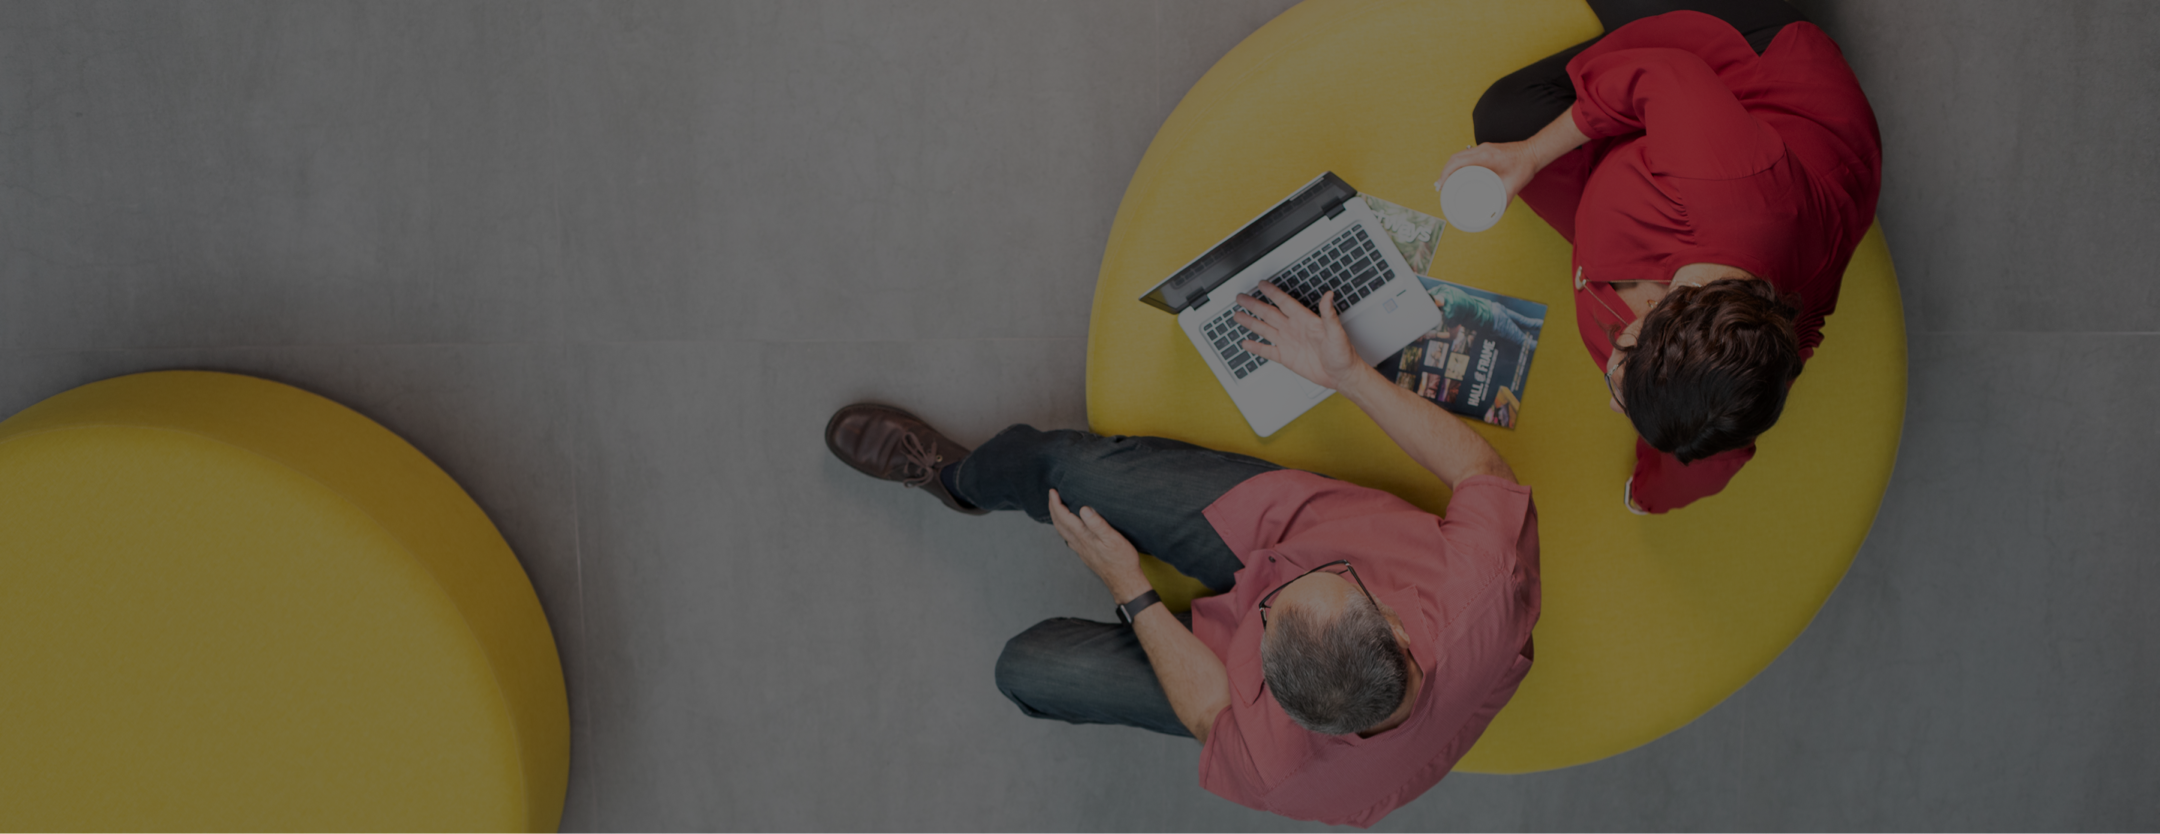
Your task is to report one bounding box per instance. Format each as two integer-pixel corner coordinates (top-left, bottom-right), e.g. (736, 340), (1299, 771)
(1047, 489), (1150, 601)
(1437, 141), (1540, 203)
(1234, 283), (1362, 391)
(1437, 108), (1592, 201)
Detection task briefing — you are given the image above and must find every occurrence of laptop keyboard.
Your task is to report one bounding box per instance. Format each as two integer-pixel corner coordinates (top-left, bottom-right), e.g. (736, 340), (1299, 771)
(1200, 225), (1396, 379)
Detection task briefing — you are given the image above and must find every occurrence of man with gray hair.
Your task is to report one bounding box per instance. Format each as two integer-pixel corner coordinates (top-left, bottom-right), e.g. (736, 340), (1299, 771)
(823, 282), (1538, 827)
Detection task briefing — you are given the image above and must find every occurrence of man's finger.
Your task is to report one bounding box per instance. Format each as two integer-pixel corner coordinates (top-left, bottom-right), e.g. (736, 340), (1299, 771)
(1079, 506), (1128, 551)
(1046, 489), (1080, 538)
(1255, 281), (1313, 317)
(1241, 338), (1280, 363)
(1232, 310), (1277, 342)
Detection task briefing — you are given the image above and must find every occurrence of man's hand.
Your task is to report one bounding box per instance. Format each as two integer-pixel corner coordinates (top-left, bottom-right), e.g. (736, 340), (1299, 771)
(1051, 489), (1231, 744)
(1234, 283), (1362, 391)
(1047, 489), (1151, 602)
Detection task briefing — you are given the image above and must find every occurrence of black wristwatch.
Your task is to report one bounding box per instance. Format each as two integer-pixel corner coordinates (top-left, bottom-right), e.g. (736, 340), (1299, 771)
(1116, 589), (1163, 625)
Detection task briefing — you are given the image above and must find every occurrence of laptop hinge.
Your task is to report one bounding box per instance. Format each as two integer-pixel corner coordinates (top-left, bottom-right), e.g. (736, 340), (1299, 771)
(1323, 198), (1348, 220)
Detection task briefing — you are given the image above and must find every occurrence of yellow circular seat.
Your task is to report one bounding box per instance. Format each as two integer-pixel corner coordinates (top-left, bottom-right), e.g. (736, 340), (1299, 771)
(1093, 0), (1904, 772)
(0, 371), (568, 831)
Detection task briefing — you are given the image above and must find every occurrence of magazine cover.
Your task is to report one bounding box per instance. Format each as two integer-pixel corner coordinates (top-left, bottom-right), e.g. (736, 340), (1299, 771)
(1362, 194), (1546, 429)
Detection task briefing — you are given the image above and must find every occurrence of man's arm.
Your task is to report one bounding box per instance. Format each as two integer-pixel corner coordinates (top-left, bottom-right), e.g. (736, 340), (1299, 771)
(1334, 358), (1514, 489)
(1235, 284), (1515, 489)
(1127, 591), (1231, 743)
(1048, 490), (1229, 742)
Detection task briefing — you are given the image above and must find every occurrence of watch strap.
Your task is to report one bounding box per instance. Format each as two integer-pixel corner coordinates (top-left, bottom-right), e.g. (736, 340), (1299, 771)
(1117, 589), (1163, 625)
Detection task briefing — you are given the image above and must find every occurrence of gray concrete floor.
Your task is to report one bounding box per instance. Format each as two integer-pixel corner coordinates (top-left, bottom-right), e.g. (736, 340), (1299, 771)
(2, 1), (2154, 830)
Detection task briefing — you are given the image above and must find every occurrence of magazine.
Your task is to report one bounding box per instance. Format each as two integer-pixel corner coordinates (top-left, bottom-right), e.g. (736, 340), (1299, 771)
(1363, 194), (1546, 429)
(1361, 193), (1443, 275)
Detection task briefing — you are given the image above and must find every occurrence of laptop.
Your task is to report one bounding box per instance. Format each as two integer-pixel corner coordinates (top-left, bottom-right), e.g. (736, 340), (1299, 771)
(1139, 173), (1443, 436)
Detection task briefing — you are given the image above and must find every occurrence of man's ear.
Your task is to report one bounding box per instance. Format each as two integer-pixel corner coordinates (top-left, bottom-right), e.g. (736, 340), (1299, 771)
(1387, 614), (1411, 645)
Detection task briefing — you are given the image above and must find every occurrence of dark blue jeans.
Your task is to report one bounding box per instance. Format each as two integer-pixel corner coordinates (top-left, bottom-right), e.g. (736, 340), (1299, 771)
(948, 426), (1281, 738)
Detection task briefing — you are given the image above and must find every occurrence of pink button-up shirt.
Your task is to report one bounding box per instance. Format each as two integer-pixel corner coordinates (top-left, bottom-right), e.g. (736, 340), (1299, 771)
(1192, 471), (1540, 827)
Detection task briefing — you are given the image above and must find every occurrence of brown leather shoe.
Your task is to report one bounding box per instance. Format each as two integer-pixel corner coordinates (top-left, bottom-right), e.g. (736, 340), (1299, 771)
(824, 403), (988, 515)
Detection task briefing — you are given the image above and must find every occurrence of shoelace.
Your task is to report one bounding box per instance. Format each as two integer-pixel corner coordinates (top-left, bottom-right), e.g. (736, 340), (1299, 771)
(894, 431), (941, 489)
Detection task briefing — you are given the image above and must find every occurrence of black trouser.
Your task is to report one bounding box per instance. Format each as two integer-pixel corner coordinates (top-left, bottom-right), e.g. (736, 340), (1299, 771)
(1471, 0), (1809, 144)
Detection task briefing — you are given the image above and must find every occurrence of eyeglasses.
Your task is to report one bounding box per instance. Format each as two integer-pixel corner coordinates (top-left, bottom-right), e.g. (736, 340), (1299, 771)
(1605, 334), (1635, 414)
(1257, 560), (1377, 628)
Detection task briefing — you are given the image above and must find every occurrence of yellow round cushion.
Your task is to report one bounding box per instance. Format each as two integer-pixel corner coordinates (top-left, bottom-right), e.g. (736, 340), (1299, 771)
(1091, 0), (1904, 773)
(0, 371), (568, 831)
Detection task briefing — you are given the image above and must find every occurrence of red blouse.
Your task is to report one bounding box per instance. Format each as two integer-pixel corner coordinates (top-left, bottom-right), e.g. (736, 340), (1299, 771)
(1515, 11), (1882, 512)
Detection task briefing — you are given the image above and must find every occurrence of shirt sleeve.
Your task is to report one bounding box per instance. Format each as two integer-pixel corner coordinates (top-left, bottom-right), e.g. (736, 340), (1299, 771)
(1566, 31), (1784, 180)
(1517, 144), (1593, 245)
(1630, 437), (1755, 513)
(1438, 475), (1539, 579)
(1195, 709), (1269, 814)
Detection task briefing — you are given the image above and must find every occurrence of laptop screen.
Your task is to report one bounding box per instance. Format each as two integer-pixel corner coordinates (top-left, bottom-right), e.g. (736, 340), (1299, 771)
(1138, 172), (1357, 314)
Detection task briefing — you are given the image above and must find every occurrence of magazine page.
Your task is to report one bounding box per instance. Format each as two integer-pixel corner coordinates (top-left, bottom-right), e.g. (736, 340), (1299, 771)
(1361, 193), (1441, 275)
(1359, 194), (1547, 428)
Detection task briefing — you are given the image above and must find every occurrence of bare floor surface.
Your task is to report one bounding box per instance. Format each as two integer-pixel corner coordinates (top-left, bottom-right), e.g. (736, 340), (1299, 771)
(2, 1), (2154, 829)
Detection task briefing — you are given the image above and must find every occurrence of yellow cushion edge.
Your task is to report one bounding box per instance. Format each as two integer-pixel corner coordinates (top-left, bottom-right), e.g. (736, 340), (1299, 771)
(1087, 0), (1381, 413)
(1085, 0), (1903, 772)
(1460, 223), (1907, 772)
(0, 371), (569, 832)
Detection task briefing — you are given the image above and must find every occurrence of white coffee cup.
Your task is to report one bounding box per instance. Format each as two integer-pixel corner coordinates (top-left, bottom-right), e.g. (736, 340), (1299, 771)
(1438, 165), (1508, 233)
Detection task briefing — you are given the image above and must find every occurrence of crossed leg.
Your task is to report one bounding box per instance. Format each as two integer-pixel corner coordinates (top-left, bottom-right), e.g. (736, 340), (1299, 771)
(948, 426), (1280, 736)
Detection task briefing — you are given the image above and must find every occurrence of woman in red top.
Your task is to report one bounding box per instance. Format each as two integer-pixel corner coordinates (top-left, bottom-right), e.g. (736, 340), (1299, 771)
(1438, 0), (1882, 513)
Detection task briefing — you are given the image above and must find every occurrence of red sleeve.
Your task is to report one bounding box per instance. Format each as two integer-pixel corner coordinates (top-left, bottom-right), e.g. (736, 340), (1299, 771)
(1516, 144), (1592, 245)
(1567, 42), (1783, 180)
(1630, 437), (1753, 514)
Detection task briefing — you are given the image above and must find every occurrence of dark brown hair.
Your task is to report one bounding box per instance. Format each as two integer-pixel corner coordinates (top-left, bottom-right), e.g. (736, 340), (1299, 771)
(1618, 278), (1801, 463)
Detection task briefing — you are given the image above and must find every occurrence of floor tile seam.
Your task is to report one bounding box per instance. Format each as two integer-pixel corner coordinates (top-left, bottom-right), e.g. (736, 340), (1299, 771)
(535, 1), (576, 393)
(0, 342), (582, 354)
(1909, 330), (2160, 336)
(567, 337), (1092, 347)
(532, 4), (602, 825)
(1152, 0), (1166, 125)
(564, 388), (598, 829)
(0, 336), (1093, 352)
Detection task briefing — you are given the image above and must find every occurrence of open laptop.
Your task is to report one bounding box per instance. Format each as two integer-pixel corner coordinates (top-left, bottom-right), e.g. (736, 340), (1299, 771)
(1140, 173), (1442, 436)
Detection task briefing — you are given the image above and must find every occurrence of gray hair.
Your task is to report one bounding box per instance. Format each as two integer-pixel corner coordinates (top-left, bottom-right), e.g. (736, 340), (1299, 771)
(1260, 595), (1409, 735)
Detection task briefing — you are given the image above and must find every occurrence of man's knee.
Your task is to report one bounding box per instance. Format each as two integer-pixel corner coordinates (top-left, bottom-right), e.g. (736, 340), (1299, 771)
(993, 618), (1076, 716)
